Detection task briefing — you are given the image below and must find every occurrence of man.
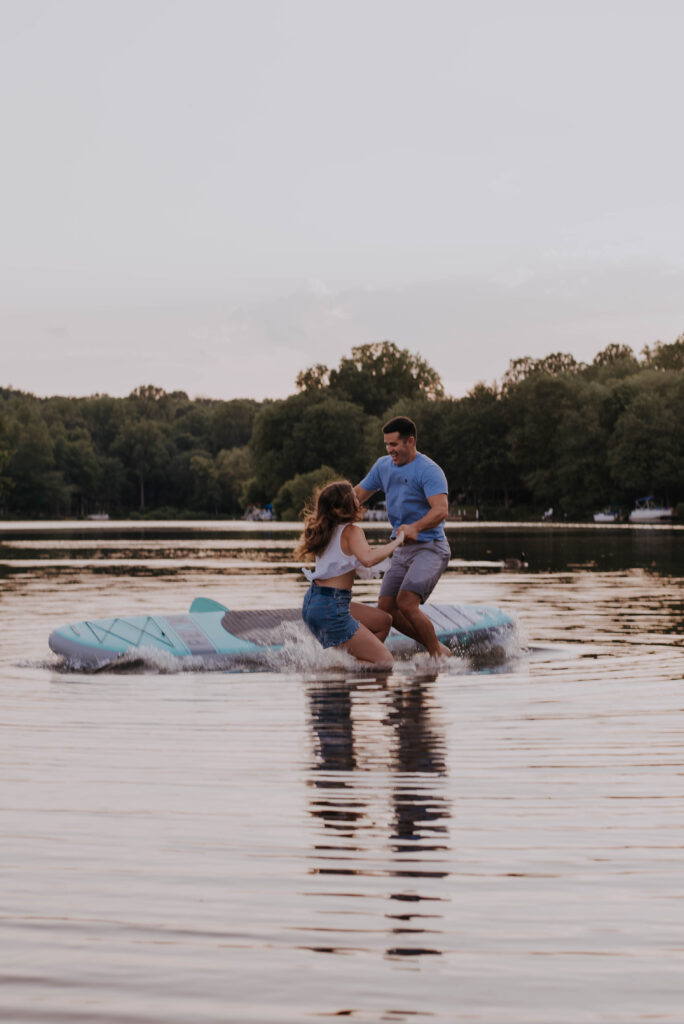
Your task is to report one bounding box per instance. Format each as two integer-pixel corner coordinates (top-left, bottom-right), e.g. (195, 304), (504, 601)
(354, 415), (451, 659)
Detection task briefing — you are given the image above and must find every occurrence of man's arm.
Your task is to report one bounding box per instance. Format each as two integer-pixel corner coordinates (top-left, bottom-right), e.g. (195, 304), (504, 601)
(354, 484), (376, 504)
(397, 493), (448, 541)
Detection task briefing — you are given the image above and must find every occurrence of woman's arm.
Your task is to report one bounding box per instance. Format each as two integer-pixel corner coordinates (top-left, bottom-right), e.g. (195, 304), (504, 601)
(342, 523), (404, 567)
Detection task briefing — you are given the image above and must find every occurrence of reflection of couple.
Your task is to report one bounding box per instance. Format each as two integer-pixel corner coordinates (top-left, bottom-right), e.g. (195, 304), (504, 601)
(306, 677), (450, 958)
(296, 416), (450, 667)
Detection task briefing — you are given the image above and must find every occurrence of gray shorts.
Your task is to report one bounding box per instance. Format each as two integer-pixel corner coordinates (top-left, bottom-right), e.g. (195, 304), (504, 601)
(379, 538), (451, 604)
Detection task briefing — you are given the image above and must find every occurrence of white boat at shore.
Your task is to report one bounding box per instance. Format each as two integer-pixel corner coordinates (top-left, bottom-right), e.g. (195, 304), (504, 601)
(628, 497), (673, 523)
(593, 507), (621, 523)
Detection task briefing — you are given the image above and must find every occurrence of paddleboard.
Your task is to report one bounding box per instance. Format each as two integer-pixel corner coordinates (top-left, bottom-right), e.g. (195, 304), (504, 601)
(48, 596), (515, 669)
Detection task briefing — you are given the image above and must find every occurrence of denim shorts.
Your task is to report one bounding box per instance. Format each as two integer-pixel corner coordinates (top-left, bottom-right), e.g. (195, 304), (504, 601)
(302, 583), (360, 649)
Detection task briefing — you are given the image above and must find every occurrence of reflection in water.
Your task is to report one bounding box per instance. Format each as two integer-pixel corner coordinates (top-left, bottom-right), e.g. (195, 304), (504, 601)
(306, 677), (450, 959)
(665, 599), (684, 636)
(3, 524), (684, 1023)
(386, 680), (449, 852)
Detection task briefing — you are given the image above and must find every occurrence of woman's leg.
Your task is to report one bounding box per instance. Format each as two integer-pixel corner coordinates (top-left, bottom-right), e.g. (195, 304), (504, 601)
(350, 601), (393, 641)
(342, 623), (393, 669)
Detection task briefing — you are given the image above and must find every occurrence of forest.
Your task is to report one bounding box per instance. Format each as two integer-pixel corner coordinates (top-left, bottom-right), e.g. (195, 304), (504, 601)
(1, 336), (683, 522)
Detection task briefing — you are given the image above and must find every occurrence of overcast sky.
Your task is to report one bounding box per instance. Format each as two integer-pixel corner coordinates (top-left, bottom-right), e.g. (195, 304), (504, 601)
(1, 0), (682, 400)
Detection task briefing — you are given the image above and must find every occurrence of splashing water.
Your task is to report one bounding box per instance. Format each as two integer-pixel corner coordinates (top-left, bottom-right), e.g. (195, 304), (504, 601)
(37, 615), (525, 678)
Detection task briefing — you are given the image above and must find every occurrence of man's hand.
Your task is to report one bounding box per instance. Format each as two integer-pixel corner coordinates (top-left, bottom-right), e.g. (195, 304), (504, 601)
(396, 496), (448, 542)
(397, 521), (420, 542)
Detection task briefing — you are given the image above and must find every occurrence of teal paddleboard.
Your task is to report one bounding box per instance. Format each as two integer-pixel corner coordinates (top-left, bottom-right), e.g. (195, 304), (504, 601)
(49, 597), (515, 669)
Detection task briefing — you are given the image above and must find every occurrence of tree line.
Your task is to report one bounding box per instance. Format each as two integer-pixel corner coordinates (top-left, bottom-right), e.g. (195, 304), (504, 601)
(1, 337), (682, 521)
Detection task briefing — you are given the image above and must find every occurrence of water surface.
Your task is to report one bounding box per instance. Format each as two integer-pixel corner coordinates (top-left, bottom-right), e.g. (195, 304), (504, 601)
(1, 522), (683, 1023)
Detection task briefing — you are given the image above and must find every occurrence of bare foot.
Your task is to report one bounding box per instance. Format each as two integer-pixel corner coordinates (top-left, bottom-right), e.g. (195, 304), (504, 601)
(428, 642), (452, 661)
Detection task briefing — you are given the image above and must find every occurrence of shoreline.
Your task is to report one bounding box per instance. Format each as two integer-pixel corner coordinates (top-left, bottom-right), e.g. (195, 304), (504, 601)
(1, 518), (682, 533)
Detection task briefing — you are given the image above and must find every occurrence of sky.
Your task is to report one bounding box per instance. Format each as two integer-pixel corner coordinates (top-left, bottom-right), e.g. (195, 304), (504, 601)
(1, 0), (683, 401)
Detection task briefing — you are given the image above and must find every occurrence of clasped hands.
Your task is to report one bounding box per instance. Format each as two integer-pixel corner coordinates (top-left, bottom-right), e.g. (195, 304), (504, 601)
(395, 522), (420, 545)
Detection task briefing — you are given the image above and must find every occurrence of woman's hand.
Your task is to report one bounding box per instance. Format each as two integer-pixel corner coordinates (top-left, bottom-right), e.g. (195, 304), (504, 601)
(344, 523), (404, 567)
(396, 522), (419, 542)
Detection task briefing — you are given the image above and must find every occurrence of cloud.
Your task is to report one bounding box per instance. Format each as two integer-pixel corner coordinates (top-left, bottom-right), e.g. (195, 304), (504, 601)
(2, 256), (681, 401)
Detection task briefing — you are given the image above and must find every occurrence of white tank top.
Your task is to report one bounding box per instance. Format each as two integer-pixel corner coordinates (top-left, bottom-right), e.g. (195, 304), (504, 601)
(302, 523), (363, 582)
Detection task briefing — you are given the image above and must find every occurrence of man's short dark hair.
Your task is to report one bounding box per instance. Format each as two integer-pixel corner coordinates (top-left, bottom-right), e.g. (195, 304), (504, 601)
(383, 416), (417, 439)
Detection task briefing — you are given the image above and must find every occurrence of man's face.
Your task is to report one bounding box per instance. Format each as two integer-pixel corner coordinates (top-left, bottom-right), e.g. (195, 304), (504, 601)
(384, 431), (415, 466)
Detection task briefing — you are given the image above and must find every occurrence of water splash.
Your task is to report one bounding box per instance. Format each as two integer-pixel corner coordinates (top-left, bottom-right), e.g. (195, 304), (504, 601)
(33, 616), (524, 677)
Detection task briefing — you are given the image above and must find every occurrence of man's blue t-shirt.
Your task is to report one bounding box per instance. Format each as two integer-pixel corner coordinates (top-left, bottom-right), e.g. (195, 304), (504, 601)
(359, 452), (448, 541)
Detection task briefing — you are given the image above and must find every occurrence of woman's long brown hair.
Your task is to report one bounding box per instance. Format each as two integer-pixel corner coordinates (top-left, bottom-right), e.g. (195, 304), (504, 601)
(295, 480), (363, 559)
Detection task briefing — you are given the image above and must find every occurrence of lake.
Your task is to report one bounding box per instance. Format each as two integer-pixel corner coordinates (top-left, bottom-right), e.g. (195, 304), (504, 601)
(1, 520), (683, 1023)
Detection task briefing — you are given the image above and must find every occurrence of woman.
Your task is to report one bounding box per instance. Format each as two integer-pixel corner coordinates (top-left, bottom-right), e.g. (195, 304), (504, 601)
(296, 480), (405, 668)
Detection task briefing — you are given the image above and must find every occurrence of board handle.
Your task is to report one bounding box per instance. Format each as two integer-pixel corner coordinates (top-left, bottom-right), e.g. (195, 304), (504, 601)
(189, 597), (229, 613)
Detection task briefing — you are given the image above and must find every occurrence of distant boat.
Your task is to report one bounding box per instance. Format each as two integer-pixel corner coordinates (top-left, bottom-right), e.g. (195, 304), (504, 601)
(628, 497), (673, 524)
(243, 504), (275, 521)
(593, 507), (621, 523)
(86, 513), (109, 521)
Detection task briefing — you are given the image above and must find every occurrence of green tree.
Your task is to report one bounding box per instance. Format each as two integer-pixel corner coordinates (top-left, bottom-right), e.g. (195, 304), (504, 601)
(189, 453), (221, 513)
(129, 384), (169, 405)
(166, 449), (203, 510)
(172, 405), (213, 454)
(3, 325), (681, 520)
(5, 407), (70, 514)
(0, 412), (15, 503)
(295, 364), (330, 392)
(641, 334), (684, 371)
(82, 395), (126, 454)
(552, 381), (613, 517)
(442, 387), (518, 509)
(298, 341), (444, 416)
(55, 433), (100, 516)
(273, 465), (340, 521)
(250, 392), (377, 497)
(115, 419), (170, 508)
(210, 400), (260, 452)
(502, 352), (583, 392)
(585, 344), (641, 384)
(592, 343), (638, 368)
(607, 374), (684, 497)
(96, 456), (128, 512)
(215, 445), (254, 513)
(505, 373), (577, 508)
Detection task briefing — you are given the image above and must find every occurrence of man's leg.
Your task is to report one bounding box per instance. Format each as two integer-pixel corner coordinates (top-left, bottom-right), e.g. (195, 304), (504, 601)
(395, 589), (450, 659)
(378, 594), (422, 644)
(378, 540), (451, 658)
(377, 547), (416, 640)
